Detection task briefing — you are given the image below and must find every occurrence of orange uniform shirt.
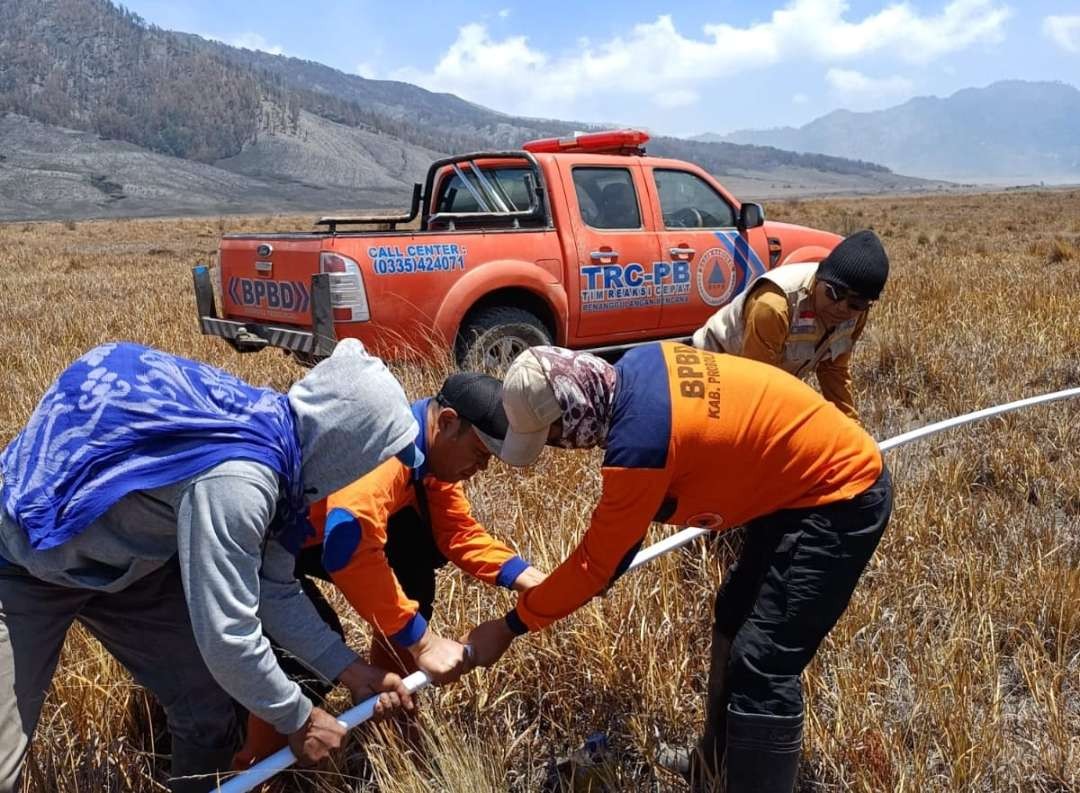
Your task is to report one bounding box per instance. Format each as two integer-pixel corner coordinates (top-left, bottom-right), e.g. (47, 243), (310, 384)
(306, 398), (528, 646)
(509, 342), (882, 634)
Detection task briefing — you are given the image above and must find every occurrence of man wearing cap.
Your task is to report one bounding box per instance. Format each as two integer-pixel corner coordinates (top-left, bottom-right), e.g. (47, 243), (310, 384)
(465, 343), (893, 793)
(234, 372), (545, 766)
(692, 229), (889, 422)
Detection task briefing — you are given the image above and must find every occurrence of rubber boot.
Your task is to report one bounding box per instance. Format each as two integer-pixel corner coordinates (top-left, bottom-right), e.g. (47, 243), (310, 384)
(723, 708), (803, 793)
(656, 628), (732, 791)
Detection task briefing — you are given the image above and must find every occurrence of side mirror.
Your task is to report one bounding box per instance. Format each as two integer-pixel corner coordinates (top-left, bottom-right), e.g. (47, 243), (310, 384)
(738, 202), (765, 231)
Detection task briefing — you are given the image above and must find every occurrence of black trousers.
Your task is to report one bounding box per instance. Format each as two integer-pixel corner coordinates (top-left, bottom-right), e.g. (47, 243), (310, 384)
(713, 466), (893, 717)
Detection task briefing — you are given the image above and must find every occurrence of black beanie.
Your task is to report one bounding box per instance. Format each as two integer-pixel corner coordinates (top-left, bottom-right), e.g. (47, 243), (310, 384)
(817, 229), (889, 300)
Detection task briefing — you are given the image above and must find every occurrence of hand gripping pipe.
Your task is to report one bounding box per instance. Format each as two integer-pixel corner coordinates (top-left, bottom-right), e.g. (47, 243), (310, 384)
(218, 385), (1080, 792)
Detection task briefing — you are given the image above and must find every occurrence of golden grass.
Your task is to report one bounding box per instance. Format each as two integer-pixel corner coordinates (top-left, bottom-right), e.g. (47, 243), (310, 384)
(1, 189), (1078, 792)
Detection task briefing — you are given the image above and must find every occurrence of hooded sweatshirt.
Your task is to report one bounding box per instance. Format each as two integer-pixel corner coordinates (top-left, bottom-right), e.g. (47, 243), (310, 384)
(0, 339), (418, 734)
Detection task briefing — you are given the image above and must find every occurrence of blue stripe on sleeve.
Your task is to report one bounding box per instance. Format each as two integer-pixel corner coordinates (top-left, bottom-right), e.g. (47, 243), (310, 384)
(390, 611), (428, 647)
(495, 556), (530, 589)
(505, 608), (529, 636)
(321, 507), (362, 573)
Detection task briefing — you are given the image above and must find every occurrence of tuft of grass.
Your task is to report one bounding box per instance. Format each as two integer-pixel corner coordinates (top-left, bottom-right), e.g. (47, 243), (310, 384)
(1046, 238), (1077, 264)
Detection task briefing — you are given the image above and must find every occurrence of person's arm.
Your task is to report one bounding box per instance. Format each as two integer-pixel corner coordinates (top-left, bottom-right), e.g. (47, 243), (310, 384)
(323, 463), (467, 684)
(509, 466), (669, 632)
(466, 466), (670, 666)
(740, 284), (790, 366)
(175, 463), (314, 735)
(322, 461), (425, 645)
(816, 312), (867, 423)
(425, 479), (539, 591)
(178, 461), (414, 753)
(258, 538), (359, 680)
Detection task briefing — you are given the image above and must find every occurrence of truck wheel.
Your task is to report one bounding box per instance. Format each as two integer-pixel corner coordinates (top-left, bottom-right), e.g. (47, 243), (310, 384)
(456, 306), (552, 372)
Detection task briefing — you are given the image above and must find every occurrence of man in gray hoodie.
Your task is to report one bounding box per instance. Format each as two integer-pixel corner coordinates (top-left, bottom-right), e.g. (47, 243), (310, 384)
(0, 339), (419, 792)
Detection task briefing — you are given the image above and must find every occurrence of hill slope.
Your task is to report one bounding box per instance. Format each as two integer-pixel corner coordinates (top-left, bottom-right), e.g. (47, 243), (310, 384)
(0, 0), (932, 220)
(0, 113), (418, 220)
(704, 81), (1080, 182)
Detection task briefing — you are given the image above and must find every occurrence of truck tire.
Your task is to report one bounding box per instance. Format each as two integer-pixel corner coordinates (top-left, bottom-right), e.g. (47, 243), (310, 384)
(456, 306), (552, 373)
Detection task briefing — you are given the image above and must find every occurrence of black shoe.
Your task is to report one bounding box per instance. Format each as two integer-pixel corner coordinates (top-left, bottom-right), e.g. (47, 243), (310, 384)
(655, 742), (722, 792)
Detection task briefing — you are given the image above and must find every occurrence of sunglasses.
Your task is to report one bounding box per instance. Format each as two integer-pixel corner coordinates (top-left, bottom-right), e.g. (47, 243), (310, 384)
(823, 281), (874, 312)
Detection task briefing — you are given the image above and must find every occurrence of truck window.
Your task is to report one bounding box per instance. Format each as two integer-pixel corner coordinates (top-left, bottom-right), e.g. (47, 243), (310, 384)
(653, 169), (735, 229)
(572, 167), (642, 230)
(436, 167), (533, 212)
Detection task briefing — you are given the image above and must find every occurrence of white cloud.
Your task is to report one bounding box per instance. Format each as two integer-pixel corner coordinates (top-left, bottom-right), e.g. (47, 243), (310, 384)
(654, 88), (699, 108)
(394, 1), (1010, 120)
(793, 92), (810, 105)
(498, 8), (511, 18)
(1043, 14), (1080, 53)
(356, 62), (377, 79)
(826, 68), (914, 98)
(202, 31), (286, 56)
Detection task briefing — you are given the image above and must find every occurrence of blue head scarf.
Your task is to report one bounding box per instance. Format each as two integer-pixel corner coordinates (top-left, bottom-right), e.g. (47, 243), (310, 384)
(0, 342), (307, 551)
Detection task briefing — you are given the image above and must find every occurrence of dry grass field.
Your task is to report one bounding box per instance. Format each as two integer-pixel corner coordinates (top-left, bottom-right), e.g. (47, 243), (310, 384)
(1, 189), (1078, 792)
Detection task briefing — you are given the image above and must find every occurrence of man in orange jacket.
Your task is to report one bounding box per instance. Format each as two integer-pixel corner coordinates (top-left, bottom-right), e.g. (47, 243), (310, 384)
(466, 343), (893, 793)
(236, 373), (544, 766)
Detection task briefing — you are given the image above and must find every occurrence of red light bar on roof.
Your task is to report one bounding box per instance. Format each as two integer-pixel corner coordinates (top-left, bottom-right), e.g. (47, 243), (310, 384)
(522, 129), (650, 154)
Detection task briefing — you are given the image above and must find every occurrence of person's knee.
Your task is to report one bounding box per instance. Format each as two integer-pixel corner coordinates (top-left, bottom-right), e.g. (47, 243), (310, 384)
(712, 578), (756, 638)
(163, 677), (240, 752)
(727, 626), (804, 718)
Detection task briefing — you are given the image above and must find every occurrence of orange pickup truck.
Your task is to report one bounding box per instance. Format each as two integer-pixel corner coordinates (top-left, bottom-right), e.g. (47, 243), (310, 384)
(193, 130), (840, 367)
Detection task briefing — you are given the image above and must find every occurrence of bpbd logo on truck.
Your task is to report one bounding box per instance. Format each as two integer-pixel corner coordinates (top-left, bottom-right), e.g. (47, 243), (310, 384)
(228, 277), (310, 313)
(579, 261), (692, 313)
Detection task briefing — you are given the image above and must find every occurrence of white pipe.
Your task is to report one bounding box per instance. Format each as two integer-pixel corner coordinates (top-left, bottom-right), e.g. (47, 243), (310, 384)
(626, 386), (1080, 570)
(218, 385), (1080, 792)
(875, 387), (1080, 452)
(217, 670), (429, 792)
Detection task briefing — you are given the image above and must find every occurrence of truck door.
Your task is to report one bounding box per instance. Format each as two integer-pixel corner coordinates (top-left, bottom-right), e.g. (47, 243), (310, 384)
(566, 164), (663, 339)
(644, 167), (771, 335)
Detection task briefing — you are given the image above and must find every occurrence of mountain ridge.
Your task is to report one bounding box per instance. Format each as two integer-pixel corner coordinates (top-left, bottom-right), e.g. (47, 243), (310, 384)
(699, 80), (1080, 182)
(0, 0), (937, 220)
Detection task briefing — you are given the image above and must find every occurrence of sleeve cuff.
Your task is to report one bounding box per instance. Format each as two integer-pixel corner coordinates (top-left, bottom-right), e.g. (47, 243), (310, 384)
(495, 556), (530, 589)
(390, 611), (428, 647)
(269, 686), (313, 735)
(504, 608), (529, 636)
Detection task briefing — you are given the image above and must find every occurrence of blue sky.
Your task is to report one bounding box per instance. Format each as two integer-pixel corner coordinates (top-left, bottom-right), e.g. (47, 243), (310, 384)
(119, 0), (1080, 135)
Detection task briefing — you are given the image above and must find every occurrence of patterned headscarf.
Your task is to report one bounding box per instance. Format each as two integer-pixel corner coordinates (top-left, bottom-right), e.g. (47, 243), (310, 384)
(0, 342), (307, 552)
(528, 347), (618, 449)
